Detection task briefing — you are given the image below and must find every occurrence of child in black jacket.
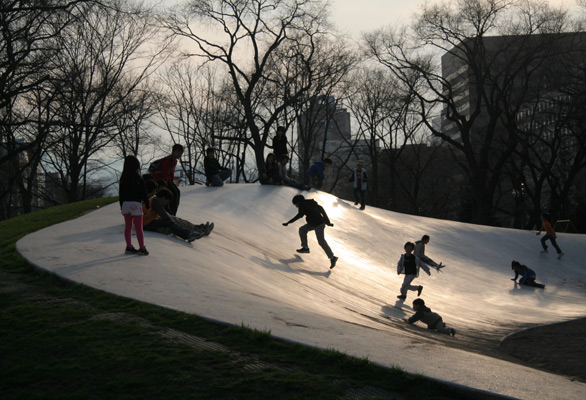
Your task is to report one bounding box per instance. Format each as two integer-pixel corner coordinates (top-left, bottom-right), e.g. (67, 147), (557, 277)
(403, 298), (455, 336)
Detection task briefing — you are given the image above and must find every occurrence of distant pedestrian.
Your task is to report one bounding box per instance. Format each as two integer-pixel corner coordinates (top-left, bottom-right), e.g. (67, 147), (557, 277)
(511, 260), (545, 288)
(537, 213), (564, 259)
(414, 235), (445, 271)
(283, 194), (338, 269)
(306, 158), (332, 189)
(397, 241), (431, 300)
(149, 144), (183, 216)
(272, 126), (289, 161)
(348, 161), (367, 210)
(119, 155), (150, 256)
(403, 298), (456, 336)
(204, 148), (231, 187)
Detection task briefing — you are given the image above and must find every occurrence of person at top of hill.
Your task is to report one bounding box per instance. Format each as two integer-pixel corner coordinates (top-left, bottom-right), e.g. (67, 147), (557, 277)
(142, 182), (210, 242)
(119, 155), (150, 256)
(536, 212), (564, 259)
(403, 298), (456, 336)
(414, 235), (445, 272)
(204, 148), (231, 187)
(306, 158), (332, 189)
(511, 260), (544, 288)
(283, 194), (338, 269)
(278, 155), (310, 191)
(348, 161), (368, 210)
(272, 125), (288, 162)
(149, 144), (183, 216)
(259, 153), (281, 185)
(397, 241), (432, 300)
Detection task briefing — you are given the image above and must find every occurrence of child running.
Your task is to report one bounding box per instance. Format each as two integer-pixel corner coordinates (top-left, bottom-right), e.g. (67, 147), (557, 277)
(397, 241), (431, 300)
(119, 155), (150, 255)
(537, 213), (564, 259)
(283, 195), (338, 269)
(403, 298), (456, 336)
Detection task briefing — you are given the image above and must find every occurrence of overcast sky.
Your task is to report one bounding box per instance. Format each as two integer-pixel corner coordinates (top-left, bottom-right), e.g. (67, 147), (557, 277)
(330, 0), (579, 39)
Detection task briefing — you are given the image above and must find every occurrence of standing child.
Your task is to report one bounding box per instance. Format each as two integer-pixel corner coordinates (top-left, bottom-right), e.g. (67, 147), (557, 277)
(348, 161), (367, 210)
(397, 241), (431, 300)
(537, 213), (564, 259)
(283, 194), (338, 269)
(511, 260), (545, 288)
(306, 158), (332, 189)
(119, 155), (150, 255)
(272, 126), (289, 161)
(403, 298), (456, 336)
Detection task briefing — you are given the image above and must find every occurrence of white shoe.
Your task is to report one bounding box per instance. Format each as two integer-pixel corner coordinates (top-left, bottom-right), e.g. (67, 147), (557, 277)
(558, 253), (564, 259)
(540, 250), (548, 254)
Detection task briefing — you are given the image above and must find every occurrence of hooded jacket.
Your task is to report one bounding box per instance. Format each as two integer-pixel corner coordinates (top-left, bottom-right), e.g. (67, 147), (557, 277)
(286, 199), (331, 227)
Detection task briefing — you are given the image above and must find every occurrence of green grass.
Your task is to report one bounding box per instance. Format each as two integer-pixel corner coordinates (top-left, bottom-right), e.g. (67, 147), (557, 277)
(0, 198), (479, 399)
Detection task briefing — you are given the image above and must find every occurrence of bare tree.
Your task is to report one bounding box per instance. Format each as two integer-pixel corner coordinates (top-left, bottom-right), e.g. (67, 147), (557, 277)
(42, 0), (170, 203)
(163, 0), (338, 171)
(365, 0), (575, 225)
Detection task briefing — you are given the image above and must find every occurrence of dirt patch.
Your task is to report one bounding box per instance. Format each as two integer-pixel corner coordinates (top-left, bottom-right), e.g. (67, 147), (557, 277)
(500, 317), (586, 383)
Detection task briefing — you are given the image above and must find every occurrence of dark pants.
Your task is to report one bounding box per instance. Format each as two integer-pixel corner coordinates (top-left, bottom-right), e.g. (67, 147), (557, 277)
(144, 218), (191, 240)
(210, 170), (231, 187)
(541, 234), (562, 254)
(299, 223), (333, 259)
(354, 188), (365, 208)
(167, 181), (180, 216)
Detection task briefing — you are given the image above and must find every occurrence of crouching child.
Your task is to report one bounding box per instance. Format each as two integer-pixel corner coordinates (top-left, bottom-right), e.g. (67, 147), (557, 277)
(403, 298), (455, 336)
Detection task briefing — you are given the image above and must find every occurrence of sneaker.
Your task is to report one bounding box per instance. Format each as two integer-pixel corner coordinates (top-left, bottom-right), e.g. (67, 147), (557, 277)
(450, 328), (456, 337)
(296, 247), (310, 253)
(138, 247), (149, 256)
(359, 206), (365, 210)
(397, 295), (406, 300)
(417, 286), (423, 297)
(354, 201), (359, 205)
(205, 222), (214, 236)
(540, 250), (548, 254)
(558, 252), (564, 259)
(125, 246), (139, 254)
(330, 256), (338, 269)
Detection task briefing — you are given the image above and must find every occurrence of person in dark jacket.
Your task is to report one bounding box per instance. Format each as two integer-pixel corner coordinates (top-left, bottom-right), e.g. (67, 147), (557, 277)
(272, 126), (288, 161)
(306, 158), (332, 189)
(403, 298), (455, 336)
(119, 155), (150, 255)
(204, 148), (231, 187)
(283, 195), (338, 269)
(259, 153), (281, 185)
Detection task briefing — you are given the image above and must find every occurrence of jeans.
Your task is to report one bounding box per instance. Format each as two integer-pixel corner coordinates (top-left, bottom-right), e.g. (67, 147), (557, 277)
(541, 234), (562, 254)
(144, 218), (191, 240)
(400, 274), (419, 296)
(353, 188), (365, 208)
(299, 223), (334, 259)
(210, 170), (231, 187)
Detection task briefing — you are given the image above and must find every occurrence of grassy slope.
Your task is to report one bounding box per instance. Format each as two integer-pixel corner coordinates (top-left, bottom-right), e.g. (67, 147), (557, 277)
(0, 198), (487, 399)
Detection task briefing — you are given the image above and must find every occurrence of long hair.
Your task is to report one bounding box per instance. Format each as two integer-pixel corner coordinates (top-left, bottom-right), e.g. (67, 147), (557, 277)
(120, 155), (141, 186)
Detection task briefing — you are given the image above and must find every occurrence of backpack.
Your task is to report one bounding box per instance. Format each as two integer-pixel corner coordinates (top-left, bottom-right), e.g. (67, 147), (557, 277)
(148, 156), (169, 176)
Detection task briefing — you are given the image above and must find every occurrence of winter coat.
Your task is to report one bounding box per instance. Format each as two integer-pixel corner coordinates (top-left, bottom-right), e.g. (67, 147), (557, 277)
(349, 168), (367, 190)
(397, 253), (430, 277)
(204, 157), (229, 180)
(306, 161), (326, 179)
(272, 134), (288, 159)
(286, 199), (331, 227)
(151, 155), (177, 184)
(407, 305), (442, 329)
(513, 265), (537, 284)
(119, 175), (149, 209)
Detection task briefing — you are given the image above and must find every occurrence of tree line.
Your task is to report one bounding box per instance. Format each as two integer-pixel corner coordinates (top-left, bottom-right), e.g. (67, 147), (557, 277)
(2, 0), (585, 232)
